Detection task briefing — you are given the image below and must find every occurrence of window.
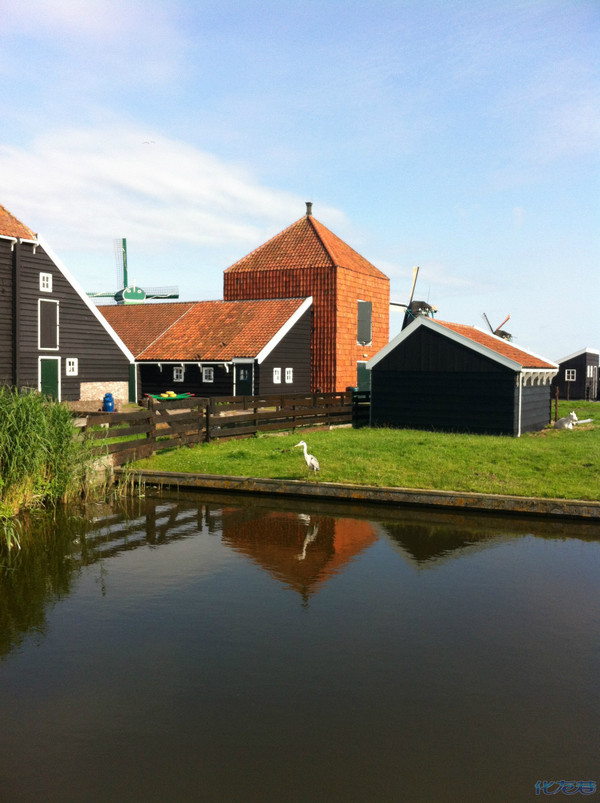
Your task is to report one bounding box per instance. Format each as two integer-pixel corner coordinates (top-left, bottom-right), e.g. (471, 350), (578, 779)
(357, 300), (372, 345)
(38, 299), (59, 350)
(273, 367), (281, 384)
(173, 366), (184, 382)
(285, 367), (293, 383)
(39, 273), (52, 292)
(66, 358), (78, 376)
(565, 369), (576, 381)
(202, 366), (214, 383)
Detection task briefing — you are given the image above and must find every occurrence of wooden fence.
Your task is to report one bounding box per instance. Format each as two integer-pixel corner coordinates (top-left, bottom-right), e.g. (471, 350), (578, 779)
(73, 390), (370, 466)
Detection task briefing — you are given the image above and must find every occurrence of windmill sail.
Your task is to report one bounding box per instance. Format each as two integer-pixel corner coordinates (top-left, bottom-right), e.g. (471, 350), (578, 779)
(88, 238), (179, 304)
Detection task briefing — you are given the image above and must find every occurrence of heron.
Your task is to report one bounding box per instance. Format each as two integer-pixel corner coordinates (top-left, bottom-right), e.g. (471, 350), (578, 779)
(294, 440), (320, 480)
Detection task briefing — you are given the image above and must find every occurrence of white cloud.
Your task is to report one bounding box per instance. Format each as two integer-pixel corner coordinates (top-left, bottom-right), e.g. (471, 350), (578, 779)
(0, 125), (320, 251)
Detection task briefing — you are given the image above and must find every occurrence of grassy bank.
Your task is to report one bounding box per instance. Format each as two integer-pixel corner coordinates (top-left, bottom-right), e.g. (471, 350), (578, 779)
(132, 400), (599, 502)
(0, 388), (96, 523)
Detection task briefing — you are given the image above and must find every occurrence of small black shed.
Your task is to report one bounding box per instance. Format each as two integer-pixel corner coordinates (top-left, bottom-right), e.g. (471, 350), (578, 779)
(552, 348), (599, 401)
(367, 317), (558, 436)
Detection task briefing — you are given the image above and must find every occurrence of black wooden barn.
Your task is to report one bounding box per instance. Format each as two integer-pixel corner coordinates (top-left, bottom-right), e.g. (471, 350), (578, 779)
(552, 348), (599, 401)
(100, 297), (313, 399)
(367, 317), (558, 436)
(0, 204), (135, 403)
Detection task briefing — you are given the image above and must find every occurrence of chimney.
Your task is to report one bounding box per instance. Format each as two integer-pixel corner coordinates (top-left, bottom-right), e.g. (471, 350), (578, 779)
(305, 201), (312, 217)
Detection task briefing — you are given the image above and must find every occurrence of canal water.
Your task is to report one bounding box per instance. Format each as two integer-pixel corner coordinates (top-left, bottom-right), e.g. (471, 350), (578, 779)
(1, 491), (598, 802)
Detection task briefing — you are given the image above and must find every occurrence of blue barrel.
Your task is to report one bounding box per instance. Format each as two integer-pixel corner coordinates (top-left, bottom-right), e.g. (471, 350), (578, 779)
(102, 393), (114, 413)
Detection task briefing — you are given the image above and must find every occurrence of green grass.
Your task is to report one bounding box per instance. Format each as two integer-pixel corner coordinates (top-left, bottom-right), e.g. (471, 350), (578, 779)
(131, 400), (600, 502)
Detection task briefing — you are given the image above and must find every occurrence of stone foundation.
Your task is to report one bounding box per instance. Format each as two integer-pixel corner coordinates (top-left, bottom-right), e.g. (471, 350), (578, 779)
(77, 381), (129, 411)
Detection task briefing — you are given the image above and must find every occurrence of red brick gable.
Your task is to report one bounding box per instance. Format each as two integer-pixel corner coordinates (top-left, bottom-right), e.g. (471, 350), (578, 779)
(434, 320), (556, 369)
(100, 299), (308, 361)
(0, 204), (36, 240)
(224, 214), (387, 280)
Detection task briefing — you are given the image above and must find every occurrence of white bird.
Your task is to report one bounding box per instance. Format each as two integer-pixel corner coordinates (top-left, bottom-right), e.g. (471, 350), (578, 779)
(294, 440), (320, 480)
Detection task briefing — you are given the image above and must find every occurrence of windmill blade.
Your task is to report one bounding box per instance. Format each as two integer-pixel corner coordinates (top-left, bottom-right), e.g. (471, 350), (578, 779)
(144, 286), (180, 300)
(482, 313), (494, 332)
(113, 238), (127, 288)
(496, 314), (510, 332)
(407, 266), (419, 307)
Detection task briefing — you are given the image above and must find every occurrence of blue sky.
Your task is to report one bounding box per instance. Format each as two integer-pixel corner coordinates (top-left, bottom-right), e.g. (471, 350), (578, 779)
(1, 0), (598, 359)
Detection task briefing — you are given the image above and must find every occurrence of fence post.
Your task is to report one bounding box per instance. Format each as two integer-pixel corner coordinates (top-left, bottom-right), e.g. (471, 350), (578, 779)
(206, 398), (212, 443)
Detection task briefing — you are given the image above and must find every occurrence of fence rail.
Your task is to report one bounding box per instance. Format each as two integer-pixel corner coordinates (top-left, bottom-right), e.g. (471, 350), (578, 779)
(73, 391), (370, 466)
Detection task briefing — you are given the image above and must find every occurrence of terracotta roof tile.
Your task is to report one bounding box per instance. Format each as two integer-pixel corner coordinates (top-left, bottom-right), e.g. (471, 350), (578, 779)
(100, 299), (308, 361)
(433, 320), (556, 369)
(0, 204), (36, 240)
(224, 214), (387, 280)
(99, 302), (196, 358)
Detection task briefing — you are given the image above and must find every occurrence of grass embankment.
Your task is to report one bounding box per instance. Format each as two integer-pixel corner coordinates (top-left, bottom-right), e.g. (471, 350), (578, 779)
(132, 400), (600, 502)
(0, 388), (96, 525)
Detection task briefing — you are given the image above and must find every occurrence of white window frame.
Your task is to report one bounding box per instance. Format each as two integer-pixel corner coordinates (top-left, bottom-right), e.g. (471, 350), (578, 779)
(202, 366), (214, 383)
(273, 367), (281, 384)
(565, 369), (576, 382)
(173, 365), (184, 382)
(65, 358), (78, 376)
(285, 367), (293, 383)
(39, 272), (53, 292)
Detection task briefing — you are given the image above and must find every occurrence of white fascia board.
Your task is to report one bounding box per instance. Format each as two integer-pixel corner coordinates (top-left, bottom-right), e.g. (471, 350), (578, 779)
(556, 347), (600, 363)
(256, 297), (313, 364)
(35, 235), (136, 364)
(367, 316), (556, 372)
(0, 233), (38, 244)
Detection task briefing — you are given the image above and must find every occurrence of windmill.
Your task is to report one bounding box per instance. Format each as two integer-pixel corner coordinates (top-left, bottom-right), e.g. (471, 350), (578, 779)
(390, 266), (437, 329)
(482, 313), (512, 341)
(87, 239), (179, 304)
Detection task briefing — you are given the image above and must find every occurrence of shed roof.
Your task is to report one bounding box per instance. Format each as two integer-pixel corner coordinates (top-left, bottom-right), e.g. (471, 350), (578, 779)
(0, 204), (36, 240)
(99, 298), (311, 362)
(555, 347), (599, 364)
(368, 316), (557, 372)
(224, 212), (388, 280)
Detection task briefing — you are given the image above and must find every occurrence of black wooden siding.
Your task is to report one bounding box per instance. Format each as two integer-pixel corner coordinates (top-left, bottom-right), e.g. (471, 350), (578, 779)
(7, 241), (131, 400)
(0, 240), (14, 386)
(553, 352), (599, 401)
(138, 363), (234, 398)
(257, 308), (311, 395)
(370, 326), (551, 436)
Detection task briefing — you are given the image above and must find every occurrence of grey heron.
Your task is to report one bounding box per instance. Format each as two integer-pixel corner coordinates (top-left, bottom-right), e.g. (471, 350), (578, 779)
(294, 440), (320, 480)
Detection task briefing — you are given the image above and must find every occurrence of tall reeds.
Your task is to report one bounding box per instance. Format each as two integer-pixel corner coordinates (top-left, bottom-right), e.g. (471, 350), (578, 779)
(0, 387), (94, 520)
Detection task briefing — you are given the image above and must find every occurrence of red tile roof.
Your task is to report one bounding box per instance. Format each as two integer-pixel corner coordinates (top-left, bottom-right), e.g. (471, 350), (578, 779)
(0, 204), (35, 240)
(224, 214), (388, 280)
(99, 298), (308, 361)
(99, 302), (196, 358)
(433, 320), (556, 369)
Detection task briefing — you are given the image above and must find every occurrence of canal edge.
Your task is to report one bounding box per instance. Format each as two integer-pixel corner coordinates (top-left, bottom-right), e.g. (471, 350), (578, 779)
(114, 469), (600, 520)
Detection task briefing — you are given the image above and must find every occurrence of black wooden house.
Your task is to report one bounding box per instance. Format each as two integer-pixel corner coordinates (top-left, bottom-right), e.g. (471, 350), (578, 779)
(552, 348), (599, 401)
(367, 317), (558, 436)
(100, 297), (313, 398)
(0, 204), (135, 403)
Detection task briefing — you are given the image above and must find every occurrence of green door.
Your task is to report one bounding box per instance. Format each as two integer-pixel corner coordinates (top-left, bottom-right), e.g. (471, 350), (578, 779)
(235, 365), (253, 396)
(40, 358), (59, 399)
(357, 362), (371, 391)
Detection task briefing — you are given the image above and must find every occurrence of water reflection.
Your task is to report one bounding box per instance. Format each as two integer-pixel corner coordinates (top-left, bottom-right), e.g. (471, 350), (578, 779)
(2, 492), (599, 659)
(1, 492), (599, 802)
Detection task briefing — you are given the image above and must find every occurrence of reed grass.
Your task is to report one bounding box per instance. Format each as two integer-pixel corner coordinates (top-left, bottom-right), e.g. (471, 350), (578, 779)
(0, 387), (96, 518)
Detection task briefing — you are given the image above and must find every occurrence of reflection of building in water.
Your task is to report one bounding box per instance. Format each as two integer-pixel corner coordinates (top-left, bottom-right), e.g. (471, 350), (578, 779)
(379, 511), (529, 569)
(219, 509), (378, 604)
